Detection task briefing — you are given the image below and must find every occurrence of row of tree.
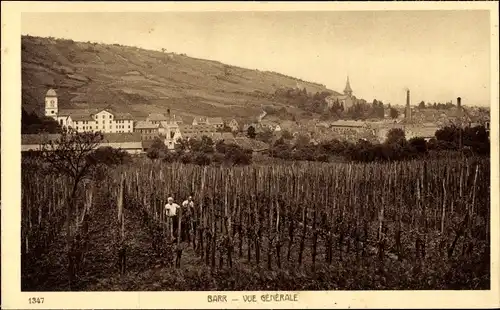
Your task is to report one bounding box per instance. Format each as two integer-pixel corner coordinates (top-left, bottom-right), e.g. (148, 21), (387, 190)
(417, 101), (456, 110)
(268, 125), (489, 163)
(146, 136), (253, 166)
(272, 87), (396, 121)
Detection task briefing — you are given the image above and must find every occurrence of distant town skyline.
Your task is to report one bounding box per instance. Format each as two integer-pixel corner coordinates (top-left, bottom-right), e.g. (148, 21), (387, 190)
(22, 10), (492, 107)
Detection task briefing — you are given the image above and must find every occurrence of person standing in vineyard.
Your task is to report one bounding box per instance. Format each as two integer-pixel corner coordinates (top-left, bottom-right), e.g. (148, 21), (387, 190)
(182, 195), (195, 242)
(165, 197), (180, 240)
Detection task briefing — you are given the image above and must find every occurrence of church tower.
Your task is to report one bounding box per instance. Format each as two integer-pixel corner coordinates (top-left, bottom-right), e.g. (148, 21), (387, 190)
(343, 76), (353, 97)
(44, 88), (58, 118)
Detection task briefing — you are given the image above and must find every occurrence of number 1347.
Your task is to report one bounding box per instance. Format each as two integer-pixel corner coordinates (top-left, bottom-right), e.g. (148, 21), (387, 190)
(29, 297), (44, 304)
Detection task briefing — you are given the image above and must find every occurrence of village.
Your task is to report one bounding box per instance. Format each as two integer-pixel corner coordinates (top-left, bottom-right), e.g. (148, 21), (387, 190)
(14, 7), (495, 296)
(21, 80), (490, 156)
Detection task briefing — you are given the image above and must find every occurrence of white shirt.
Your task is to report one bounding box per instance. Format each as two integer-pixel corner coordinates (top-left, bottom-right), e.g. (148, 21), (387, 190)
(165, 203), (180, 217)
(182, 200), (194, 209)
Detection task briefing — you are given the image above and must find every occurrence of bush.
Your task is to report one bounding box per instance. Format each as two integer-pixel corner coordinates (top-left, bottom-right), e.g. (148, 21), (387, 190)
(408, 137), (428, 154)
(179, 154), (192, 164)
(225, 147), (252, 166)
(193, 152), (211, 166)
(211, 153), (225, 166)
(90, 146), (131, 166)
(147, 137), (167, 160)
(146, 148), (161, 160)
(163, 151), (176, 163)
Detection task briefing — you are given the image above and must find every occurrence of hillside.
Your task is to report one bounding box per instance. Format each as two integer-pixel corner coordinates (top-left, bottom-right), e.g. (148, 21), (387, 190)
(22, 36), (338, 121)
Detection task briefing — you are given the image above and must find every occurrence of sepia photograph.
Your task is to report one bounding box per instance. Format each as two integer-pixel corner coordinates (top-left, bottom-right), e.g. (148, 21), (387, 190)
(2, 1), (499, 309)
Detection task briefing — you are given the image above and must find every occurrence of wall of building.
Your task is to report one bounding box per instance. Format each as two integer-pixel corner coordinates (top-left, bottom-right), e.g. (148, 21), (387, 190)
(54, 111), (133, 134)
(22, 142), (143, 154)
(100, 142), (143, 154)
(21, 144), (43, 152)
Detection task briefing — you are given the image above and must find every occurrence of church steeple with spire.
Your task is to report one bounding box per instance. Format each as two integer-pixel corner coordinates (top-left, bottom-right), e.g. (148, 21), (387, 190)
(343, 76), (353, 97)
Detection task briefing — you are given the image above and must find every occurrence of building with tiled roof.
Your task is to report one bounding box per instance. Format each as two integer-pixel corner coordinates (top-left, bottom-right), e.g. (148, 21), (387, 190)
(192, 117), (208, 126)
(134, 121), (160, 141)
(146, 113), (169, 124)
(133, 121), (159, 130)
(42, 90), (134, 134)
(405, 126), (439, 141)
(207, 117), (224, 129)
(212, 132), (235, 141)
(259, 120), (281, 132)
(179, 124), (216, 140)
(330, 120), (367, 128)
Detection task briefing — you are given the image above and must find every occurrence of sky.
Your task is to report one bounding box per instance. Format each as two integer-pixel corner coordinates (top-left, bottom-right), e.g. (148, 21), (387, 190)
(21, 10), (492, 107)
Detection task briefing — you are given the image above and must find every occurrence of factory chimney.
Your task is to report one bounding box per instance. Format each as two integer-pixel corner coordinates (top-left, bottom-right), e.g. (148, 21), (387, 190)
(457, 97), (461, 108)
(405, 89), (411, 121)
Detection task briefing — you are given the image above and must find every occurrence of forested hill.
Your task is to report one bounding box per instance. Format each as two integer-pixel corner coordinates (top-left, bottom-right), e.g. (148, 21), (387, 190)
(21, 35), (337, 120)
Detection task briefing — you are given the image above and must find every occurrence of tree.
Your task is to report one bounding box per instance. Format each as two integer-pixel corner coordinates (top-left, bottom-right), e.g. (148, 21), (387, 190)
(386, 128), (406, 145)
(435, 126), (459, 144)
(198, 136), (215, 153)
(174, 137), (189, 153)
(90, 146), (131, 166)
(223, 144), (252, 165)
(295, 133), (310, 148)
(147, 137), (167, 160)
(418, 101), (426, 109)
(41, 129), (103, 288)
(389, 107), (399, 119)
(270, 138), (291, 159)
(193, 152), (211, 166)
(22, 107), (63, 134)
(408, 137), (428, 154)
(256, 128), (274, 143)
(281, 130), (293, 140)
(247, 125), (256, 139)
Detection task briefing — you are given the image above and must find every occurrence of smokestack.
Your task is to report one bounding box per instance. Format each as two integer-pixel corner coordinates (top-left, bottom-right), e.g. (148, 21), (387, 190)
(167, 108), (171, 117)
(405, 89), (411, 122)
(457, 97), (461, 108)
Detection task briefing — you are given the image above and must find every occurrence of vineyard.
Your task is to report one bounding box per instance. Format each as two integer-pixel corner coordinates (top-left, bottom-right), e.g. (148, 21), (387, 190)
(21, 157), (490, 291)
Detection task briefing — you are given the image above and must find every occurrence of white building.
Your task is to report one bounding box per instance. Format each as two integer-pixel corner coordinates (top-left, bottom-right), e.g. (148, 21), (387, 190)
(44, 89), (134, 134)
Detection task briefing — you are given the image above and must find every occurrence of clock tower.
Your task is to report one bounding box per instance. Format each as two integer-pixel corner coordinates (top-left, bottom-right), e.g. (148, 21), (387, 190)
(44, 88), (58, 118)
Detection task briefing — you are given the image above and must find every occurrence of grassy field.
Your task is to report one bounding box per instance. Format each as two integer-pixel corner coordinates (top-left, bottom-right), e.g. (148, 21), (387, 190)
(21, 157), (490, 291)
(22, 35), (334, 119)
